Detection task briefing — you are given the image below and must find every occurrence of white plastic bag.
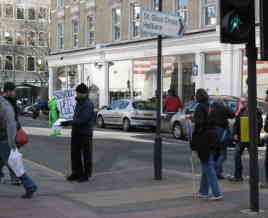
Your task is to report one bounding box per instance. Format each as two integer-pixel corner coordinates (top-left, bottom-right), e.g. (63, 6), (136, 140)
(8, 149), (25, 177)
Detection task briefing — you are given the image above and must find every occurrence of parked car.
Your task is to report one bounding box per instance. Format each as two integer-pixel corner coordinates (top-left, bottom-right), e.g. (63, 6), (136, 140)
(96, 99), (156, 131)
(169, 95), (240, 140)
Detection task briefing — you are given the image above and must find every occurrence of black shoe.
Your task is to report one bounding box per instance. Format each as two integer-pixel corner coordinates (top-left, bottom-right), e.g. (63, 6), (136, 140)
(66, 174), (80, 181)
(217, 175), (225, 180)
(228, 176), (243, 182)
(78, 176), (89, 183)
(21, 189), (36, 199)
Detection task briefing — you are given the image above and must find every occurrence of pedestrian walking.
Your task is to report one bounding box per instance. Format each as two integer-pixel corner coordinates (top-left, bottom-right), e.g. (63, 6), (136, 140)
(0, 82), (22, 185)
(190, 89), (222, 200)
(60, 83), (94, 182)
(228, 97), (263, 182)
(260, 114), (268, 188)
(208, 97), (235, 179)
(0, 95), (37, 198)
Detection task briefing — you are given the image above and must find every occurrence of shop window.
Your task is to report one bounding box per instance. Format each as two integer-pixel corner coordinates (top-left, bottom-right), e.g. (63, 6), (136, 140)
(152, 0), (159, 10)
(112, 8), (121, 41)
(28, 8), (35, 20)
(39, 32), (46, 46)
(57, 23), (64, 49)
(4, 31), (13, 44)
(87, 15), (95, 46)
(5, 56), (13, 70)
(27, 56), (35, 71)
(130, 3), (140, 38)
(0, 5), (2, 17)
(16, 31), (25, 46)
(203, 0), (216, 26)
(0, 56), (2, 70)
(175, 0), (188, 25)
(72, 20), (79, 48)
(204, 52), (221, 74)
(28, 31), (36, 46)
(15, 56), (25, 71)
(16, 7), (24, 19)
(5, 4), (13, 18)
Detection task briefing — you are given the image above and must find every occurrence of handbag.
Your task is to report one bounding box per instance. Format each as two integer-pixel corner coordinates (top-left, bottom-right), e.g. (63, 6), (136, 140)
(16, 128), (29, 147)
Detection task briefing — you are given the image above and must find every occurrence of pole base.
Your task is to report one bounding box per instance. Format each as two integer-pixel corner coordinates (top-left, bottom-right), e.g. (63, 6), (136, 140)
(240, 209), (264, 215)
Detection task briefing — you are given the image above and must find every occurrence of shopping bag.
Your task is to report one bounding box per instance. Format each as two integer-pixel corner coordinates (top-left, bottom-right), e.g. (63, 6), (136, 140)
(16, 128), (29, 146)
(7, 149), (25, 177)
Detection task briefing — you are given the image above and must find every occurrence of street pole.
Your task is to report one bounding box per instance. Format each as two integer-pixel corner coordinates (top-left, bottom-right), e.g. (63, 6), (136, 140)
(154, 0), (162, 180)
(247, 0), (259, 212)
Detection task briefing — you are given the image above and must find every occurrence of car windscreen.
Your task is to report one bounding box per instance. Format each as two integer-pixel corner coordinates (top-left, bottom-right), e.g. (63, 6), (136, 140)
(132, 101), (156, 110)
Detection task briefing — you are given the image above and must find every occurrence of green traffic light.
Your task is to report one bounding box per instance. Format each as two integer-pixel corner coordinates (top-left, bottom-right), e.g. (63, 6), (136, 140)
(230, 15), (242, 32)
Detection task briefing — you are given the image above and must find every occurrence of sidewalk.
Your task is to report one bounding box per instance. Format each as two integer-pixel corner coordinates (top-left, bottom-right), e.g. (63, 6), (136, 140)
(1, 160), (268, 218)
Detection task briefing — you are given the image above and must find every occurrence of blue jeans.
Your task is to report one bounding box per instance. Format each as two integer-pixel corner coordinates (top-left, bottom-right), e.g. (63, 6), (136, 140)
(214, 147), (227, 177)
(20, 173), (38, 192)
(199, 155), (222, 197)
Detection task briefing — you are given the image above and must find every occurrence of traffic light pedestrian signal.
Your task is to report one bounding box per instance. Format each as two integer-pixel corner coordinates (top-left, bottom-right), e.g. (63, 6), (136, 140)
(220, 0), (250, 44)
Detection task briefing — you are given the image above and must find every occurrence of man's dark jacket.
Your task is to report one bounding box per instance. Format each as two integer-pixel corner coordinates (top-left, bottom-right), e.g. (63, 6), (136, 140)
(62, 97), (94, 135)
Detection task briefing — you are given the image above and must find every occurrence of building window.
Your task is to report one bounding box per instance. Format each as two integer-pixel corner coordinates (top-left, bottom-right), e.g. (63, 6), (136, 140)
(27, 56), (35, 71)
(175, 0), (188, 24)
(0, 56), (2, 70)
(203, 0), (216, 26)
(130, 3), (141, 38)
(16, 7), (24, 19)
(36, 58), (45, 71)
(4, 31), (13, 44)
(38, 7), (47, 19)
(28, 31), (36, 46)
(28, 8), (35, 20)
(204, 52), (221, 74)
(57, 23), (64, 49)
(15, 56), (25, 71)
(72, 20), (79, 48)
(5, 56), (13, 70)
(112, 8), (121, 41)
(0, 5), (2, 17)
(15, 32), (25, 46)
(87, 15), (95, 46)
(57, 0), (64, 9)
(5, 4), (13, 18)
(38, 32), (46, 46)
(152, 0), (159, 10)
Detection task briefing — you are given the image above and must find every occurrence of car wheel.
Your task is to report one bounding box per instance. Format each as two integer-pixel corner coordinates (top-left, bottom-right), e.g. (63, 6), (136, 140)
(172, 122), (183, 139)
(97, 116), (105, 128)
(122, 118), (131, 132)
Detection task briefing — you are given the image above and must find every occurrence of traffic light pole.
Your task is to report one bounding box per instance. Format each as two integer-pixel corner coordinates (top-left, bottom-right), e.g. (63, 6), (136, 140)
(247, 0), (259, 212)
(154, 0), (163, 180)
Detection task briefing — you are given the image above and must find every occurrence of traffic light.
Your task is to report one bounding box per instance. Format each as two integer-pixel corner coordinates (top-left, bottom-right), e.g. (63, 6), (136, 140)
(220, 0), (250, 44)
(260, 0), (268, 60)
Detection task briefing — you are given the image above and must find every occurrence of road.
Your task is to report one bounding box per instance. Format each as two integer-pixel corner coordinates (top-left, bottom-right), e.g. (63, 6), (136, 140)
(20, 117), (267, 182)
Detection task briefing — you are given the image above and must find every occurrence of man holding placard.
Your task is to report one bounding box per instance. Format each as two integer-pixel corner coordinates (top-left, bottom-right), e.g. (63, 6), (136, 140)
(60, 83), (94, 182)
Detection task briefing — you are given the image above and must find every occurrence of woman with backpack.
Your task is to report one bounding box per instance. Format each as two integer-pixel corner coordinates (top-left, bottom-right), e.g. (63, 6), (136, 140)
(191, 89), (222, 200)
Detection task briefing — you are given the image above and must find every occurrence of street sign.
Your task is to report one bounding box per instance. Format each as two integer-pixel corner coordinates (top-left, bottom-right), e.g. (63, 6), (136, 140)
(140, 9), (184, 38)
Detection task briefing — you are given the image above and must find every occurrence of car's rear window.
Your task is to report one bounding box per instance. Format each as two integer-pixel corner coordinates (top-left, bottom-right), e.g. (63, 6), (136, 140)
(132, 101), (156, 110)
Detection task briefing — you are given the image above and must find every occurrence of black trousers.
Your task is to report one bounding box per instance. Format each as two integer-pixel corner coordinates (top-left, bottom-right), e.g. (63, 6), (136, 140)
(71, 133), (93, 177)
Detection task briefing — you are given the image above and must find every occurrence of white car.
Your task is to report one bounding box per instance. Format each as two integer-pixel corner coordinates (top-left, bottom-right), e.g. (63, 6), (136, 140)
(96, 99), (156, 131)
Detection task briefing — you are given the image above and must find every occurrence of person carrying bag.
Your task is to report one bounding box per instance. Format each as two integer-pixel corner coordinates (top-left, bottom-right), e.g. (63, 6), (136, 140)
(190, 89), (222, 200)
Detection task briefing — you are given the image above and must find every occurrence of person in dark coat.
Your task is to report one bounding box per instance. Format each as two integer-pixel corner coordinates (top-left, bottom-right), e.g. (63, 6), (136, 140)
(0, 82), (22, 185)
(192, 88), (222, 200)
(208, 97), (235, 179)
(229, 97), (263, 182)
(60, 83), (94, 182)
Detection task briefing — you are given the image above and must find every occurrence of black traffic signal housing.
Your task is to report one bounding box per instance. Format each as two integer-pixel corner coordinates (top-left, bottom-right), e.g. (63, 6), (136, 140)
(220, 0), (250, 44)
(260, 0), (268, 60)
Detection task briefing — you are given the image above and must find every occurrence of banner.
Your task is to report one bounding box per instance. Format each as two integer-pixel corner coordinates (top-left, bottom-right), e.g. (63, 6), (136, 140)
(53, 89), (76, 120)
